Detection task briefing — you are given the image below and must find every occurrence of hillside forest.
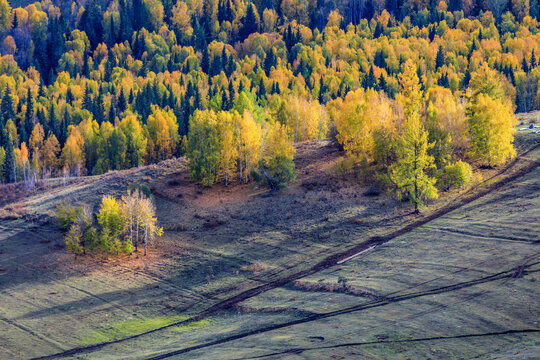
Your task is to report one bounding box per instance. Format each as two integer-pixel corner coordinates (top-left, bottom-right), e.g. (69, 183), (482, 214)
(0, 0), (528, 208)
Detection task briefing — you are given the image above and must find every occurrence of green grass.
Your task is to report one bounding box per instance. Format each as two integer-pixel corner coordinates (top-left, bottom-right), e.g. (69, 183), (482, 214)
(80, 315), (209, 345)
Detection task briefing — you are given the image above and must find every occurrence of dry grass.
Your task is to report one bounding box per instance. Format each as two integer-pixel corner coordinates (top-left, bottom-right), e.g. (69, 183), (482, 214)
(0, 138), (538, 359)
(241, 261), (269, 275)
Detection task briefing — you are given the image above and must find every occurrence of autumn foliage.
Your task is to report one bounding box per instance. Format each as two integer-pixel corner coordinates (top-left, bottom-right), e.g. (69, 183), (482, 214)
(0, 0), (523, 206)
(57, 190), (162, 256)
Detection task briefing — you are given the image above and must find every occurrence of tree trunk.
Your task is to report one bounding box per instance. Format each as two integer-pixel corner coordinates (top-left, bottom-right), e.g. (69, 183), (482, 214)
(144, 226), (148, 256)
(135, 212), (139, 252)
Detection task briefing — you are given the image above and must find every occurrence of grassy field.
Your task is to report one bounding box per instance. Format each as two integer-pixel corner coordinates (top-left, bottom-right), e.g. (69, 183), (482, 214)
(0, 125), (539, 359)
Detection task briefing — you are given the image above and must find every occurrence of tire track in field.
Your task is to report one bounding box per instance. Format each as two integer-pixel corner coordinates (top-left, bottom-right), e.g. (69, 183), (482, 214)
(243, 253), (538, 359)
(432, 227), (540, 244)
(0, 316), (66, 352)
(30, 146), (540, 360)
(145, 257), (540, 359)
(240, 329), (540, 359)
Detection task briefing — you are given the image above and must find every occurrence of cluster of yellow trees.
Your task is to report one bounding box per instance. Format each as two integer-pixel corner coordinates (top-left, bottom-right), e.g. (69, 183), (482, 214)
(21, 106), (176, 179)
(58, 189), (162, 256)
(331, 59), (516, 210)
(187, 107), (295, 187)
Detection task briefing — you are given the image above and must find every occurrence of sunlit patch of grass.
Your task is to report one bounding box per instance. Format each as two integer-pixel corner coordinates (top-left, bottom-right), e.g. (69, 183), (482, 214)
(80, 315), (209, 345)
(169, 318), (210, 332)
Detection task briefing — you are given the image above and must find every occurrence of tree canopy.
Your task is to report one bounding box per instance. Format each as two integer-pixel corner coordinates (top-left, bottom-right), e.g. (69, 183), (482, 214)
(0, 0), (523, 193)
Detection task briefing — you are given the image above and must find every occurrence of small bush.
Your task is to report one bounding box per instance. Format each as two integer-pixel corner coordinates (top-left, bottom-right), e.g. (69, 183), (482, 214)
(249, 169), (261, 183)
(444, 161), (473, 189)
(259, 155), (297, 190)
(65, 223), (84, 254)
(56, 203), (83, 230)
(334, 156), (356, 178)
(65, 206), (97, 255)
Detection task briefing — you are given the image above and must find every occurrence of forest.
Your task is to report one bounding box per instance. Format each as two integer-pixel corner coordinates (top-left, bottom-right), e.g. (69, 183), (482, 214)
(0, 0), (528, 208)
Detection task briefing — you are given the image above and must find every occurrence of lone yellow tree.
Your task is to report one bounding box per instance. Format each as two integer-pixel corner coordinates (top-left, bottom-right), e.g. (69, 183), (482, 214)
(390, 60), (438, 213)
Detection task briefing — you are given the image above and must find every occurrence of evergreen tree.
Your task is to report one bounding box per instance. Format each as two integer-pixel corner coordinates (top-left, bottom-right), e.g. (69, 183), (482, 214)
(3, 130), (15, 183)
(80, 2), (104, 50)
(1, 87), (15, 124)
(522, 57), (529, 72)
(38, 83), (46, 98)
(202, 0), (215, 40)
(83, 84), (93, 112)
(435, 45), (445, 69)
(201, 46), (210, 74)
(191, 15), (207, 50)
(37, 108), (48, 136)
(379, 75), (387, 93)
(94, 89), (105, 125)
(363, 66), (377, 89)
(210, 53), (222, 76)
(227, 80), (235, 108)
(221, 90), (228, 111)
(109, 101), (116, 124)
(132, 0), (148, 31)
(428, 25), (436, 41)
(83, 52), (90, 77)
(108, 16), (116, 47)
(105, 49), (116, 82)
(264, 48), (275, 75)
(221, 47), (229, 75)
(374, 49), (386, 69)
(118, 88), (127, 113)
(49, 103), (57, 138)
(33, 35), (49, 82)
(47, 15), (65, 77)
(374, 22), (383, 38)
(59, 108), (70, 146)
(240, 2), (259, 41)
(257, 78), (266, 99)
(66, 87), (74, 105)
(238, 79), (244, 94)
(119, 0), (131, 42)
(462, 67), (471, 88)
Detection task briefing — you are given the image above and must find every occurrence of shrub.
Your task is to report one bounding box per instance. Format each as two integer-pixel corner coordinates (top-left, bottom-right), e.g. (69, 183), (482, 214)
(445, 160), (473, 189)
(258, 155), (297, 190)
(56, 203), (83, 230)
(65, 206), (95, 254)
(334, 156), (356, 178)
(65, 223), (84, 254)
